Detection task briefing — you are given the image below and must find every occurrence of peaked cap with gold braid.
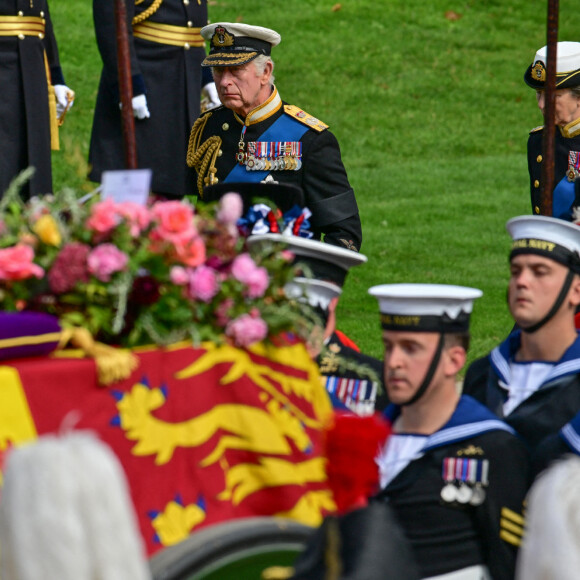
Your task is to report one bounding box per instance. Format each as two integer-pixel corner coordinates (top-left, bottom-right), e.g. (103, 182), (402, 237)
(201, 23), (281, 67)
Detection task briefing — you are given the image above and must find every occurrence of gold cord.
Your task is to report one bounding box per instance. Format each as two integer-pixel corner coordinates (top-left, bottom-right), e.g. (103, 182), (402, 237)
(132, 0), (163, 26)
(186, 114), (222, 196)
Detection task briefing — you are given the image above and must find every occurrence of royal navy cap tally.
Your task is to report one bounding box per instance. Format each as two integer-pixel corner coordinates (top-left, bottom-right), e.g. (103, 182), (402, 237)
(368, 284), (482, 333)
(247, 234), (367, 287)
(507, 215), (580, 272)
(524, 41), (580, 89)
(201, 23), (281, 67)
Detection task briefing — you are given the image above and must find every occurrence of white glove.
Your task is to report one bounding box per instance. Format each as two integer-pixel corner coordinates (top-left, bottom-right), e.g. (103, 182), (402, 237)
(202, 82), (221, 110)
(132, 94), (150, 120)
(53, 84), (75, 117)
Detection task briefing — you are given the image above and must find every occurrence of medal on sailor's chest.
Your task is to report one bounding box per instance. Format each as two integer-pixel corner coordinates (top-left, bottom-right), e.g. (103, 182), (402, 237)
(440, 455), (489, 507)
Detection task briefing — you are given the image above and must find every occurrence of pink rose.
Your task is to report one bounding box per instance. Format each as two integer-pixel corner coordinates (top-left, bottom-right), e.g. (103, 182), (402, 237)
(151, 201), (197, 246)
(170, 266), (189, 286)
(0, 244), (44, 281)
(174, 236), (206, 267)
(117, 202), (151, 237)
(87, 243), (129, 282)
(86, 199), (119, 233)
(188, 265), (219, 302)
(217, 193), (243, 225)
(226, 313), (268, 347)
(231, 253), (269, 298)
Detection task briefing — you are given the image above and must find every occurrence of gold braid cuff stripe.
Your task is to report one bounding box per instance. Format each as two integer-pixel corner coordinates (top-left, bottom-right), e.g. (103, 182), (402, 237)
(133, 21), (203, 47)
(0, 16), (45, 36)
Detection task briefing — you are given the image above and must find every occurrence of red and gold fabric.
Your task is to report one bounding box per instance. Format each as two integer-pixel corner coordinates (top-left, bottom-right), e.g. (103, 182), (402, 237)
(0, 340), (334, 555)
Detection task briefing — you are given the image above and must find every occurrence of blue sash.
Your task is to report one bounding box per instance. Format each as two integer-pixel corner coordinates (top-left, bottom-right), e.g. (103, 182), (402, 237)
(225, 113), (309, 183)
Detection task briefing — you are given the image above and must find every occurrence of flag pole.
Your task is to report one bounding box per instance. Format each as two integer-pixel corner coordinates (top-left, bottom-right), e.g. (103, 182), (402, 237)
(114, 0), (138, 169)
(540, 0), (559, 216)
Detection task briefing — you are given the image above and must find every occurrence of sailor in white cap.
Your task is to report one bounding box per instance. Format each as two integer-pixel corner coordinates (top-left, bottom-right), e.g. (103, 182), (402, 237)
(370, 283), (530, 580)
(248, 233), (387, 415)
(187, 22), (362, 252)
(463, 215), (580, 474)
(524, 41), (580, 219)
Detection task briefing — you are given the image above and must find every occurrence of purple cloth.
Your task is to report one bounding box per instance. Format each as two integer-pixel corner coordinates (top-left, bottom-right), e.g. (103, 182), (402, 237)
(0, 312), (61, 360)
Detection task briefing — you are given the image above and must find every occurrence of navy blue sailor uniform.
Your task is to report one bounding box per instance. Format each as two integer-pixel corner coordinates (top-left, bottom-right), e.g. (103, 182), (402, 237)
(317, 331), (388, 415)
(374, 396), (531, 580)
(0, 0), (65, 198)
(463, 331), (580, 474)
(527, 122), (580, 220)
(187, 87), (362, 251)
(90, 0), (207, 198)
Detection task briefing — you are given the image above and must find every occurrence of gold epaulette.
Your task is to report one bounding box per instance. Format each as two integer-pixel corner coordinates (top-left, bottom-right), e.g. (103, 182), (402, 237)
(529, 125), (544, 134)
(284, 105), (328, 132)
(186, 112), (222, 196)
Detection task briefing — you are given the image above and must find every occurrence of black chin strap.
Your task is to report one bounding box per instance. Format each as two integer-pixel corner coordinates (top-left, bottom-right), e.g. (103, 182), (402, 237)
(521, 269), (575, 334)
(401, 334), (445, 406)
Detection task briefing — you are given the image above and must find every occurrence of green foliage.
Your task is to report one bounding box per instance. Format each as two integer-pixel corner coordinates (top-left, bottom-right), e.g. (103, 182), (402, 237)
(49, 0), (580, 370)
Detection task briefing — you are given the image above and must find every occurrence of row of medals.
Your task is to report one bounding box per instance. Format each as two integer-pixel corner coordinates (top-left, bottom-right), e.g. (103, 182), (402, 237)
(440, 481), (486, 506)
(245, 155), (302, 171)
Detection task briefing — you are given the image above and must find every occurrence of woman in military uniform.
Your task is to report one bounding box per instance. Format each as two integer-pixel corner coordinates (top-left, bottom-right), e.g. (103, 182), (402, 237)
(89, 0), (213, 198)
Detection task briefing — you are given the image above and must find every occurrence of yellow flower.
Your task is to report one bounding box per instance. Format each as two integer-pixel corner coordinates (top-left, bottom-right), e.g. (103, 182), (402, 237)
(32, 214), (62, 247)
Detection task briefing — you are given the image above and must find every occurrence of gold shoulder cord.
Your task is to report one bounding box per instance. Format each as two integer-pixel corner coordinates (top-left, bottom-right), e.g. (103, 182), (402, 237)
(186, 114), (222, 197)
(132, 0), (163, 26)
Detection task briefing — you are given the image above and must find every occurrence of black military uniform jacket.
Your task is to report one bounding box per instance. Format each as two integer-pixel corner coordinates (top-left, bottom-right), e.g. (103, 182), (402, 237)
(527, 122), (580, 219)
(375, 396), (531, 580)
(90, 0), (207, 197)
(187, 87), (362, 251)
(463, 330), (580, 472)
(317, 332), (388, 415)
(0, 0), (64, 198)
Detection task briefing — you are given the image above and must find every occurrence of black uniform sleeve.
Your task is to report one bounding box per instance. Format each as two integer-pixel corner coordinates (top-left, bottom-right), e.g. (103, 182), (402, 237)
(301, 129), (362, 251)
(92, 0), (143, 94)
(43, 2), (64, 85)
(474, 433), (532, 580)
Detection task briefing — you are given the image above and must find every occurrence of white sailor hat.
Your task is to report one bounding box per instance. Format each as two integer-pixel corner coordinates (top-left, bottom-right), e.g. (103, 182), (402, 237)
(201, 23), (281, 67)
(524, 41), (580, 89)
(246, 233), (367, 287)
(285, 278), (342, 311)
(507, 215), (580, 272)
(368, 283), (482, 333)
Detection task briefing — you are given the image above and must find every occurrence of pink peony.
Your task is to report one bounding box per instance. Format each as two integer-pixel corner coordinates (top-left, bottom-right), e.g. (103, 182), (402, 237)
(86, 199), (119, 233)
(231, 253), (269, 298)
(217, 193), (243, 224)
(0, 244), (44, 281)
(170, 266), (189, 286)
(87, 243), (129, 282)
(188, 265), (219, 302)
(215, 298), (234, 326)
(116, 202), (151, 237)
(226, 313), (268, 347)
(48, 242), (91, 293)
(151, 201), (197, 246)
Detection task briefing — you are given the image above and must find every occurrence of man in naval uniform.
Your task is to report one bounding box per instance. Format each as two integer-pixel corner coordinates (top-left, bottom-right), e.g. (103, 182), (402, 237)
(247, 233), (386, 414)
(463, 216), (580, 475)
(370, 284), (530, 580)
(187, 22), (362, 252)
(89, 0), (218, 198)
(0, 0), (73, 199)
(525, 41), (580, 220)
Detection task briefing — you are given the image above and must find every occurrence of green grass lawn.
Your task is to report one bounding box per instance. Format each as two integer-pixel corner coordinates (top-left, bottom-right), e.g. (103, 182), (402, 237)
(49, 0), (580, 370)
